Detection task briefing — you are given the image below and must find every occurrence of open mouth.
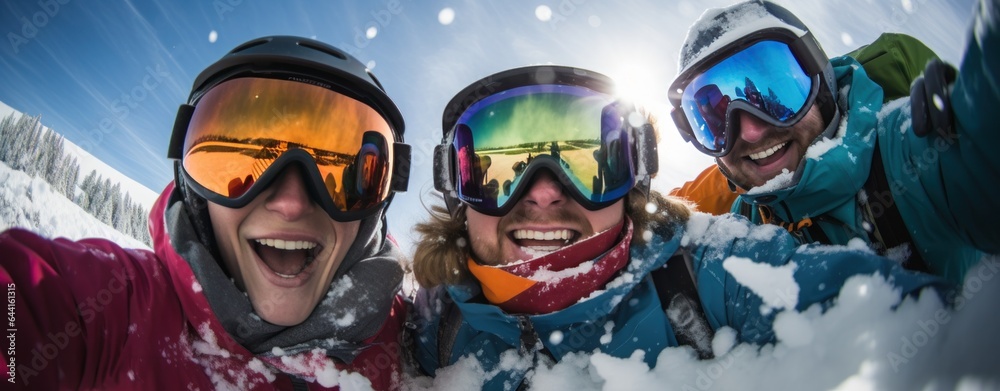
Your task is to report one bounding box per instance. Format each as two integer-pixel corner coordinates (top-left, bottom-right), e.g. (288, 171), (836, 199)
(509, 229), (579, 256)
(747, 141), (790, 166)
(251, 238), (321, 279)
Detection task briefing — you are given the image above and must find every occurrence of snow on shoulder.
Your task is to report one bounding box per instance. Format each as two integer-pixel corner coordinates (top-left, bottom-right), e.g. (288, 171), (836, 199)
(722, 256), (799, 314)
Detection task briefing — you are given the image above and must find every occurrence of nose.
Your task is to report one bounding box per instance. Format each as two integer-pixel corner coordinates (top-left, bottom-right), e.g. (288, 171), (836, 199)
(521, 171), (566, 210)
(265, 165), (315, 220)
(737, 112), (770, 144)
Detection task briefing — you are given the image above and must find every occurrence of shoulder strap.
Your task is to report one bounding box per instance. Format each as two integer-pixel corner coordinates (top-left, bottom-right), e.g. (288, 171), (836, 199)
(436, 291), (464, 369)
(652, 249), (714, 359)
(862, 142), (930, 273)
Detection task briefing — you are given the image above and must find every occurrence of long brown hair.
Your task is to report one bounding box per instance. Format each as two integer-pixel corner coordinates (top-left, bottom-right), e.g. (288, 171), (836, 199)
(411, 190), (692, 288)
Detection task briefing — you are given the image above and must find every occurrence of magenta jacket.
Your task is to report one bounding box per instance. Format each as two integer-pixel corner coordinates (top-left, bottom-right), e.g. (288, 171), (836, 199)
(1, 183), (406, 390)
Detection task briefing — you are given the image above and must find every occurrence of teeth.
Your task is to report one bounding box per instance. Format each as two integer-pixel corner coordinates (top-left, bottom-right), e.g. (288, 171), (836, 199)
(254, 239), (319, 251)
(513, 229), (572, 241)
(749, 142), (789, 161)
(520, 245), (563, 258)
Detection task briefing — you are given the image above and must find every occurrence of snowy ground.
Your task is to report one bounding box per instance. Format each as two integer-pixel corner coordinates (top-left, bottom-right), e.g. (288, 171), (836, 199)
(0, 101), (160, 210)
(0, 160), (149, 249)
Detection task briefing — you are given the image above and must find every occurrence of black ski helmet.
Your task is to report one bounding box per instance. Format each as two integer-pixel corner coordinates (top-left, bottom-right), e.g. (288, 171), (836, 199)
(169, 35), (404, 157)
(166, 36), (407, 255)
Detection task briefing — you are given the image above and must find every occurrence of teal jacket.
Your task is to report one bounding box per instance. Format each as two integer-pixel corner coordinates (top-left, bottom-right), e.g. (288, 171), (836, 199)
(412, 215), (947, 390)
(734, 7), (1000, 285)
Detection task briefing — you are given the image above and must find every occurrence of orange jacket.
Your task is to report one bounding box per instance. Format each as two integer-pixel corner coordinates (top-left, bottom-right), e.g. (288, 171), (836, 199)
(669, 165), (738, 215)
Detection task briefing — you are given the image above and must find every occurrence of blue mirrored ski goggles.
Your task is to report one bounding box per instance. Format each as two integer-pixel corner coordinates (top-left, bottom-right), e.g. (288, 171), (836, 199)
(670, 38), (822, 157)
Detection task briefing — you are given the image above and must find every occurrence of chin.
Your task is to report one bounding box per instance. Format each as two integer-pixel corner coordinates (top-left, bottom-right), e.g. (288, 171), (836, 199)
(247, 288), (318, 326)
(256, 304), (312, 326)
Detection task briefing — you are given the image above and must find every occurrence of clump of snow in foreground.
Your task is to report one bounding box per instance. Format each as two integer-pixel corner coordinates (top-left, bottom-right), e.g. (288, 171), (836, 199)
(404, 258), (1000, 391)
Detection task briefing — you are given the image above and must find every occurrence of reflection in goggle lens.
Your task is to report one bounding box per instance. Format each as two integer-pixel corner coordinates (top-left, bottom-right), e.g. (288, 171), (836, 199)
(450, 84), (636, 213)
(181, 77), (396, 214)
(680, 40), (812, 153)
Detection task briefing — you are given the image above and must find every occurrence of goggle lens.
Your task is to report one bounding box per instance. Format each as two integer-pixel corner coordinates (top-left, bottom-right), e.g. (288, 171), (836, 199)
(679, 40), (813, 153)
(181, 77), (395, 214)
(450, 84), (635, 213)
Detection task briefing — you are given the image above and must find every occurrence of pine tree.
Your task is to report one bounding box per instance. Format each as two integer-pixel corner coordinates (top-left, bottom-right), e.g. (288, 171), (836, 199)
(0, 114), (15, 165)
(61, 156), (80, 199)
(77, 170), (99, 210)
(94, 178), (113, 223)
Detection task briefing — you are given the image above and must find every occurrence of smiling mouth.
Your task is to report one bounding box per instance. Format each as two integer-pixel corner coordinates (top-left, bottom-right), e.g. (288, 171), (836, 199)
(251, 239), (321, 278)
(747, 141), (790, 166)
(509, 229), (579, 255)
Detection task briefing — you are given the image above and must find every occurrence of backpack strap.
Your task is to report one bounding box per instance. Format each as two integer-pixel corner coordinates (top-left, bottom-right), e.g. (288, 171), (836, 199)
(862, 141), (930, 273)
(436, 291), (464, 369)
(651, 249), (714, 359)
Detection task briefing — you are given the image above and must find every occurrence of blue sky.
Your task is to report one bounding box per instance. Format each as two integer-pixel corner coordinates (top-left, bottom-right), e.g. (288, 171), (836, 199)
(0, 0), (979, 253)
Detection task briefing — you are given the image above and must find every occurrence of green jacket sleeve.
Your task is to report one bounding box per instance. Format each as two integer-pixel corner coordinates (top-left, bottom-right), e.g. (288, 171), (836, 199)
(847, 32), (939, 102)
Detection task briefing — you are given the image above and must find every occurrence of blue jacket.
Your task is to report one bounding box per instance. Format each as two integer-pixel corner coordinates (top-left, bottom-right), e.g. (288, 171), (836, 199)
(412, 214), (947, 390)
(734, 8), (1000, 285)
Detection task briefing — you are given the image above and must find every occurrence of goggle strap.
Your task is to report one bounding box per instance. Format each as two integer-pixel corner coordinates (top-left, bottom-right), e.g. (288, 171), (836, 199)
(432, 144), (453, 193)
(635, 123), (659, 179)
(391, 142), (411, 192)
(791, 32), (827, 76)
(168, 104), (195, 160)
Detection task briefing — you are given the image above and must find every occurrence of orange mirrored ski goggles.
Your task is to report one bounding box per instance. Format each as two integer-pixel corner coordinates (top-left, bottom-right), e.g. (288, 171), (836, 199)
(171, 76), (409, 221)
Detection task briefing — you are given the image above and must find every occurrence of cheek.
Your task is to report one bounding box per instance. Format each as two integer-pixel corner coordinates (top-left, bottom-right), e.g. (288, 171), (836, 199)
(588, 200), (625, 233)
(330, 221), (360, 259)
(465, 212), (501, 249)
(466, 214), (497, 240)
(717, 154), (740, 170)
(797, 106), (827, 142)
(207, 203), (246, 275)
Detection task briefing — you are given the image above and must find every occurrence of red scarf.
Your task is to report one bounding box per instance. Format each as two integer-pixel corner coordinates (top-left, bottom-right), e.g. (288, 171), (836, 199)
(467, 218), (632, 314)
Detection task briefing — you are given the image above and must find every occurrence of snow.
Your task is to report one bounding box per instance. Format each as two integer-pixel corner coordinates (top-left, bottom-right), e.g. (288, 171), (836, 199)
(806, 136), (843, 161)
(682, 213), (751, 249)
(0, 160), (148, 249)
(529, 260), (595, 282)
(745, 169), (795, 195)
(273, 348), (375, 390)
(0, 101), (159, 210)
(408, 260), (1000, 390)
(878, 97), (910, 122)
(679, 2), (808, 73)
(722, 256), (799, 314)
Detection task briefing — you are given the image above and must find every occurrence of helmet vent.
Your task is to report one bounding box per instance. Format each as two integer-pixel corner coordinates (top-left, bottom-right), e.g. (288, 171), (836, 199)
(297, 40), (347, 61)
(230, 37), (271, 54)
(367, 70), (387, 92)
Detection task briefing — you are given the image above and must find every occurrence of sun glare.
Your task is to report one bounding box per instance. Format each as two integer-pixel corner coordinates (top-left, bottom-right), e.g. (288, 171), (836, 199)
(606, 64), (669, 114)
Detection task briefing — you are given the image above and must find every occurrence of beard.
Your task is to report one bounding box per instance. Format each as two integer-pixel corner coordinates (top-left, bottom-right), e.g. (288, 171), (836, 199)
(470, 203), (593, 266)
